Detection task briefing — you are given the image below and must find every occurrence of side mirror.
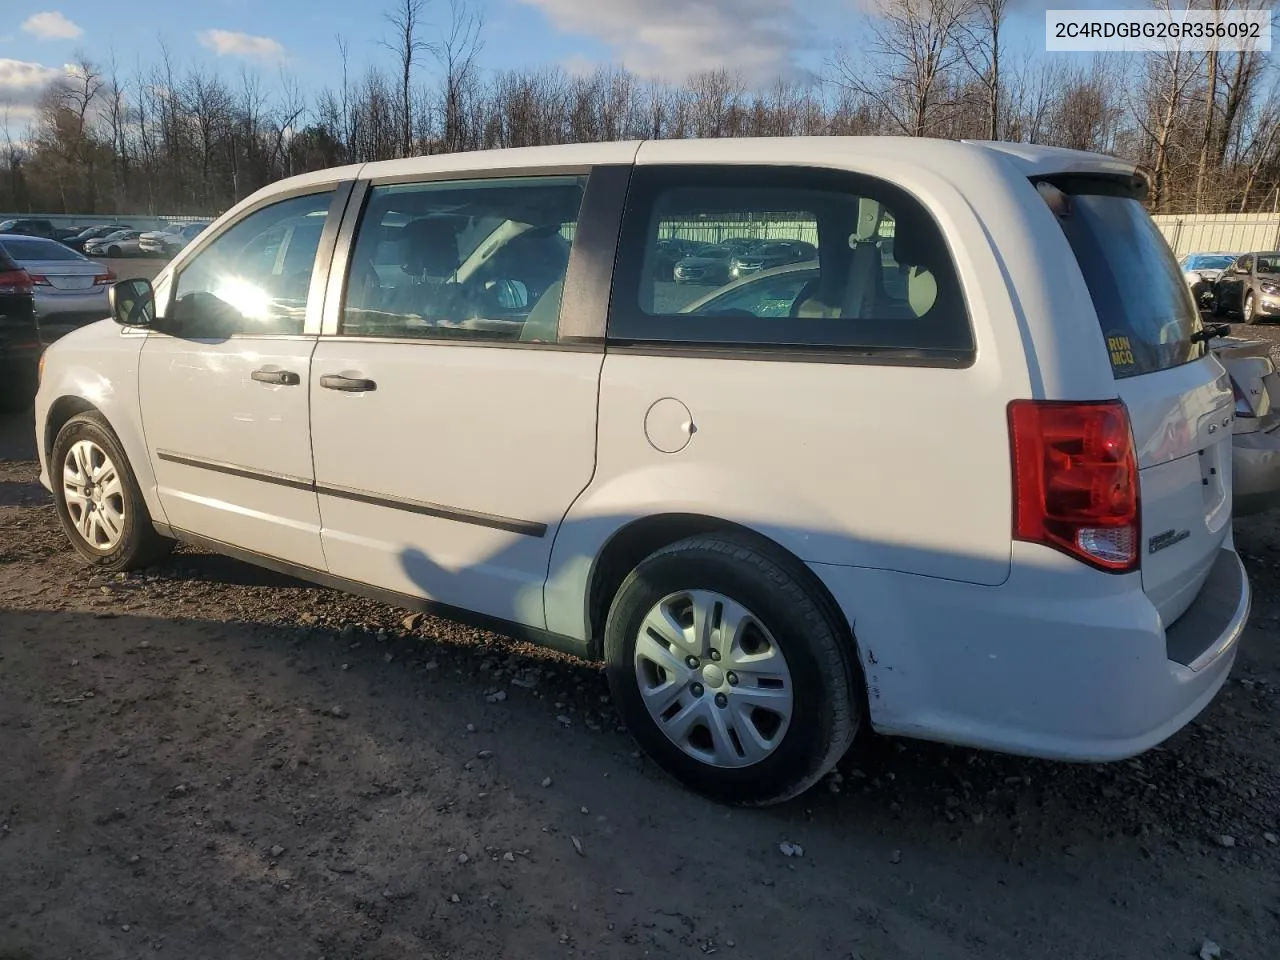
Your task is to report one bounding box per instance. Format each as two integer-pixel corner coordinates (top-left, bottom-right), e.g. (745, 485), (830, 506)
(109, 278), (156, 327)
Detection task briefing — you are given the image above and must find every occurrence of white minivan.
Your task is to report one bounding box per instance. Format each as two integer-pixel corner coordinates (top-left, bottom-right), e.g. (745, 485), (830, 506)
(34, 138), (1251, 804)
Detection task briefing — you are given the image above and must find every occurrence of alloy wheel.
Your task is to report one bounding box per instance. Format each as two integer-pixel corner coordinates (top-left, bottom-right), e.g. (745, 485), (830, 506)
(633, 589), (794, 768)
(62, 439), (126, 550)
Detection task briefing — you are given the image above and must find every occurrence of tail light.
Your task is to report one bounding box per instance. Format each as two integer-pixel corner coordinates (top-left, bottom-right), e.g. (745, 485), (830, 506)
(93, 271), (117, 285)
(1008, 399), (1140, 573)
(0, 268), (34, 295)
(26, 274), (51, 287)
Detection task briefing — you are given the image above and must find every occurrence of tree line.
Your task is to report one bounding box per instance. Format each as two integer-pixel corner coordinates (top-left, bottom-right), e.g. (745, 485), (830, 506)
(2, 0), (1278, 218)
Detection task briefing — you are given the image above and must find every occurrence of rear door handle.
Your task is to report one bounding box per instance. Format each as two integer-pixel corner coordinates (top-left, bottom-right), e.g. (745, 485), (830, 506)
(251, 368), (300, 386)
(320, 374), (377, 392)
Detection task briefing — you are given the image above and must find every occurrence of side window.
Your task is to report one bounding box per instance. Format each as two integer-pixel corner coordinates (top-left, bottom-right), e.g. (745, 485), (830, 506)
(341, 176), (587, 343)
(1237, 255), (1254, 275)
(171, 191), (334, 337)
(610, 165), (971, 358)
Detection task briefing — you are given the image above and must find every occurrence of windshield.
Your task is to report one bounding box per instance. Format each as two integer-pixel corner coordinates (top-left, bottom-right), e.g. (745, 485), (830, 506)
(1185, 255), (1236, 271)
(0, 237), (83, 261)
(1257, 254), (1280, 275)
(1053, 190), (1202, 379)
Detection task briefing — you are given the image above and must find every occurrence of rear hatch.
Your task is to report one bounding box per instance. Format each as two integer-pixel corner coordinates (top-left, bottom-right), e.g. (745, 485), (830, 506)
(1051, 180), (1233, 626)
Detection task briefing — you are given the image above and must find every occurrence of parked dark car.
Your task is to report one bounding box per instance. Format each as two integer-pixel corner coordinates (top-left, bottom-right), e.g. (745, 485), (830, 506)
(1213, 251), (1280, 325)
(650, 238), (706, 278)
(729, 240), (817, 280)
(0, 218), (57, 239)
(63, 224), (134, 252)
(672, 244), (738, 285)
(0, 243), (39, 412)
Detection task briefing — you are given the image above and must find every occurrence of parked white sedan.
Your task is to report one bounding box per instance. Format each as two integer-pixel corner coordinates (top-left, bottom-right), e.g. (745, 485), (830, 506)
(84, 229), (145, 258)
(0, 234), (113, 344)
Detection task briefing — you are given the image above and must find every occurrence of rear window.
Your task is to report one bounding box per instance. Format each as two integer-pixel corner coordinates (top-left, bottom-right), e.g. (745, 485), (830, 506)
(0, 237), (83, 261)
(1049, 186), (1202, 379)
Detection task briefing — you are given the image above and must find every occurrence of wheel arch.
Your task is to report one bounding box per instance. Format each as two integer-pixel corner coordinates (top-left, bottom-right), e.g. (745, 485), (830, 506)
(43, 395), (100, 464)
(40, 387), (168, 532)
(573, 512), (859, 669)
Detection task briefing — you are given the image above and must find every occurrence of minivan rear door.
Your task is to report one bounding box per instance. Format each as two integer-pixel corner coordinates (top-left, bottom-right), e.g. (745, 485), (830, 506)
(1051, 182), (1233, 626)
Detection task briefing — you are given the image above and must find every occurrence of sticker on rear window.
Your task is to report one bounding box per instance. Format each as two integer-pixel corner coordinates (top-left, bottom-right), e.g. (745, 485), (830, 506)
(1106, 332), (1137, 373)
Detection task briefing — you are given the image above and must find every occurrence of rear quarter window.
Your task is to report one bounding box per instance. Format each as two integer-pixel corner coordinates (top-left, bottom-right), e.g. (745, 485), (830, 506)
(1047, 185), (1203, 379)
(608, 165), (973, 363)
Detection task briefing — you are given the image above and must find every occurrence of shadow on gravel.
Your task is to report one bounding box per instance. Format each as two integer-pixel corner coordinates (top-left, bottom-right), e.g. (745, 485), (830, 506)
(1, 602), (1278, 959)
(148, 548), (313, 589)
(0, 479), (48, 507)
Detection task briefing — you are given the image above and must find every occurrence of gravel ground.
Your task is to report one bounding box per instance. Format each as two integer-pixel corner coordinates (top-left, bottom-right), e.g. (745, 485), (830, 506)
(2, 332), (1280, 960)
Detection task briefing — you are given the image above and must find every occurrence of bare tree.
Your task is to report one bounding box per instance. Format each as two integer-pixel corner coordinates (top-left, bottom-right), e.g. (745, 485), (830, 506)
(830, 0), (977, 137)
(959, 0), (1009, 140)
(382, 0), (429, 156)
(432, 0), (485, 153)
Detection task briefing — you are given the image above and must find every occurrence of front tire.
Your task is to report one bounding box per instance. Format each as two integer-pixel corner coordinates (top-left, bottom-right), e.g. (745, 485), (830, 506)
(1244, 292), (1258, 325)
(51, 413), (173, 570)
(604, 533), (860, 805)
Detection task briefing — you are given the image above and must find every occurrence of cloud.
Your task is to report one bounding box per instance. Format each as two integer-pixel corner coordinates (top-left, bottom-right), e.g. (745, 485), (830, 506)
(197, 29), (286, 61)
(516, 0), (803, 83)
(0, 58), (62, 107)
(20, 11), (83, 41)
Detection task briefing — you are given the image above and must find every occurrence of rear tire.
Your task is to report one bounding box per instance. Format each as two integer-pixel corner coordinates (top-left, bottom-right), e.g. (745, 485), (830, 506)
(50, 413), (173, 571)
(604, 532), (861, 805)
(1244, 292), (1258, 325)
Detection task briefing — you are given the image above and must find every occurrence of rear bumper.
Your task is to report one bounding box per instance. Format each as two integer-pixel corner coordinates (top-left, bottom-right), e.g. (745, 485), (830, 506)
(1233, 424), (1280, 515)
(809, 543), (1250, 762)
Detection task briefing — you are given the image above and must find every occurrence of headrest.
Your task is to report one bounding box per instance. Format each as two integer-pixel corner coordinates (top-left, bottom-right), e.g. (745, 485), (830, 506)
(402, 218), (460, 276)
(888, 215), (938, 269)
(907, 267), (937, 318)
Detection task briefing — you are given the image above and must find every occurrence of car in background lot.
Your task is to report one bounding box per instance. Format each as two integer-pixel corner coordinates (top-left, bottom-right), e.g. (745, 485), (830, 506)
(0, 243), (39, 411)
(0, 218), (58, 239)
(84, 229), (145, 258)
(139, 222), (207, 258)
(1212, 251), (1280, 324)
(650, 237), (705, 278)
(1179, 251), (1237, 310)
(729, 240), (817, 279)
(34, 138), (1253, 806)
(0, 235), (113, 344)
(64, 224), (135, 253)
(1211, 332), (1280, 513)
(672, 244), (738, 284)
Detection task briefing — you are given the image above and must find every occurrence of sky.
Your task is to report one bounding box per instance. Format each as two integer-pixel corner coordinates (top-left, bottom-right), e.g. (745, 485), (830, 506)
(0, 0), (1130, 141)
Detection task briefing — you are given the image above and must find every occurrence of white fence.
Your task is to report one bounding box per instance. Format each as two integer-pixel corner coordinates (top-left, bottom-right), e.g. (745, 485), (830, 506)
(1153, 212), (1280, 257)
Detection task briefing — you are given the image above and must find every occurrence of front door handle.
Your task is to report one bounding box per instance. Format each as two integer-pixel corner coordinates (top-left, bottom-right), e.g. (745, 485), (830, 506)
(251, 368), (300, 386)
(320, 374), (377, 392)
